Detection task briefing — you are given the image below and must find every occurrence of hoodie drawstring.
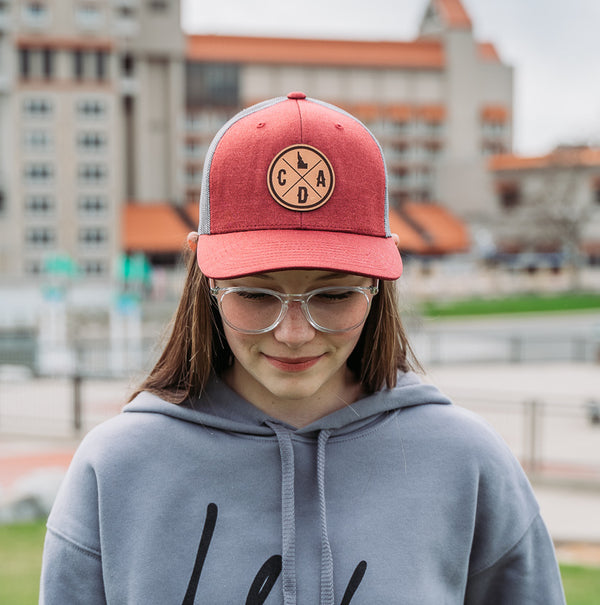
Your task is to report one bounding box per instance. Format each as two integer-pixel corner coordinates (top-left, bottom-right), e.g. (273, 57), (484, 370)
(267, 421), (297, 605)
(267, 422), (334, 605)
(317, 429), (334, 605)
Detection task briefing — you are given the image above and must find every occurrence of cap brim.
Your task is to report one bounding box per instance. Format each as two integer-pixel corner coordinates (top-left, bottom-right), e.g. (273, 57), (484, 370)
(197, 230), (403, 280)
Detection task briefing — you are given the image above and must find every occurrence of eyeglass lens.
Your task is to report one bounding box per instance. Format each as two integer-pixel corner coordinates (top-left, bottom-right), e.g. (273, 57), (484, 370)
(218, 288), (372, 333)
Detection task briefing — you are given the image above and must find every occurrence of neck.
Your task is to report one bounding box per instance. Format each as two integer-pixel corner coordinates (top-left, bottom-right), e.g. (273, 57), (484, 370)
(222, 364), (365, 428)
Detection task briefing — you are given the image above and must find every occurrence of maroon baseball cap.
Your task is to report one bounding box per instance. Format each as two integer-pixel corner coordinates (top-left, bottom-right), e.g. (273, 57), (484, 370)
(195, 92), (402, 280)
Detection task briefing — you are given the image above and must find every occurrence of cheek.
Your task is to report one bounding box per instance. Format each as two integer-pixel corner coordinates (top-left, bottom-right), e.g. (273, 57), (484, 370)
(222, 325), (259, 357)
(331, 328), (364, 356)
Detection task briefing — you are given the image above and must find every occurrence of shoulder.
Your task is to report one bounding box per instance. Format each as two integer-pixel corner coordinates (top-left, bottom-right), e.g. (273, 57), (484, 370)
(67, 399), (183, 475)
(398, 402), (536, 504)
(400, 401), (511, 459)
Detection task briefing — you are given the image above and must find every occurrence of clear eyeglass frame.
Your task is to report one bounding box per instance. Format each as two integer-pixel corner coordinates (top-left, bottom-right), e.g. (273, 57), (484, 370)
(209, 280), (379, 334)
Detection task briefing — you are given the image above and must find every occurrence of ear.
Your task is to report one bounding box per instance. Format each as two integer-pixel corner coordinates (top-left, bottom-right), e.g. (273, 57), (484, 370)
(391, 233), (400, 248)
(187, 231), (199, 251)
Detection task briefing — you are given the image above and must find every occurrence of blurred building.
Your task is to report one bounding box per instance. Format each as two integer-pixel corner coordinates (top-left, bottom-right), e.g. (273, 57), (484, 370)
(0, 0), (185, 283)
(0, 0), (510, 285)
(490, 146), (600, 267)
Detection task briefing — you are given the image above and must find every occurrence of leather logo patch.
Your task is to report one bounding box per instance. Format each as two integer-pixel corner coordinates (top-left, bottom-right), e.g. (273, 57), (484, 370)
(267, 145), (335, 211)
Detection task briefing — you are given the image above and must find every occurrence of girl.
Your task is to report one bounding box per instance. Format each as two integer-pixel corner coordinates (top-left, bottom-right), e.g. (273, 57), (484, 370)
(41, 93), (565, 604)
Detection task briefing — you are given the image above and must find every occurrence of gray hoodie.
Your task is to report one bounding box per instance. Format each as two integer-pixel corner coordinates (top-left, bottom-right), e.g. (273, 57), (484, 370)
(40, 372), (565, 604)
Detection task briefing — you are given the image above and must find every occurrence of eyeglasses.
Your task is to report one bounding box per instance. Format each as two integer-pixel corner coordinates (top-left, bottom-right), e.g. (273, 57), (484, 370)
(210, 281), (379, 334)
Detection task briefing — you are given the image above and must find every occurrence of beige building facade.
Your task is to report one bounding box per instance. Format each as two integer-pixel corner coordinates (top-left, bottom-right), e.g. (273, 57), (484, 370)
(0, 0), (184, 283)
(1, 0), (512, 284)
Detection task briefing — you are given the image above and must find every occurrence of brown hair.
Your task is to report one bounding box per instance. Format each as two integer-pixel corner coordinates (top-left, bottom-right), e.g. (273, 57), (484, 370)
(130, 251), (419, 404)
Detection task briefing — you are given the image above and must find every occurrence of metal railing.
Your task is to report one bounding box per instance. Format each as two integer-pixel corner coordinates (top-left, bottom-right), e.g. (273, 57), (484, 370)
(1, 361), (598, 488)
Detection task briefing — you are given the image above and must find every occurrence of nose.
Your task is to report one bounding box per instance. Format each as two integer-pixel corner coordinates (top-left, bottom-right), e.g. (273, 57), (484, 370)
(272, 301), (316, 347)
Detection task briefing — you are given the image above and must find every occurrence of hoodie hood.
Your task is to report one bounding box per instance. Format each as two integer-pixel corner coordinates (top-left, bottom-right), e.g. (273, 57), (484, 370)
(121, 372), (451, 605)
(122, 371), (451, 437)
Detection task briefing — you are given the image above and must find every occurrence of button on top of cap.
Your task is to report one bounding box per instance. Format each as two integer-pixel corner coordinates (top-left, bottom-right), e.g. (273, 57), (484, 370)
(287, 91), (307, 100)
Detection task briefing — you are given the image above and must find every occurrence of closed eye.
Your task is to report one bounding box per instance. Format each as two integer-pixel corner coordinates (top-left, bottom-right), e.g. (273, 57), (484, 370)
(234, 290), (272, 301)
(312, 290), (356, 302)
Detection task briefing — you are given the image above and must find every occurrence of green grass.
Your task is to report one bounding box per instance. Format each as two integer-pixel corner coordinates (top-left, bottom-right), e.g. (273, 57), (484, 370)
(0, 521), (599, 603)
(422, 292), (600, 317)
(0, 520), (45, 605)
(561, 563), (600, 604)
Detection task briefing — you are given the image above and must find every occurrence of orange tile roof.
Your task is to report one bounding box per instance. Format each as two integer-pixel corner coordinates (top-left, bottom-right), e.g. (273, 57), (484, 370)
(123, 201), (466, 257)
(185, 201), (199, 227)
(489, 147), (600, 172)
(17, 35), (114, 50)
(481, 105), (510, 122)
(388, 208), (431, 254)
(401, 202), (470, 253)
(417, 104), (446, 122)
(436, 0), (472, 29)
(335, 103), (446, 122)
(477, 42), (501, 62)
(123, 203), (191, 253)
(385, 105), (414, 121)
(186, 35), (444, 69)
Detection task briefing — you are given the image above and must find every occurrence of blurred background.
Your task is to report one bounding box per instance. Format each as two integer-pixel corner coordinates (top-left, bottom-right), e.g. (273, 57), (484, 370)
(0, 0), (599, 600)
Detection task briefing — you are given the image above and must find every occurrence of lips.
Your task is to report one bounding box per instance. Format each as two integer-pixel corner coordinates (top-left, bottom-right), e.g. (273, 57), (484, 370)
(263, 354), (324, 372)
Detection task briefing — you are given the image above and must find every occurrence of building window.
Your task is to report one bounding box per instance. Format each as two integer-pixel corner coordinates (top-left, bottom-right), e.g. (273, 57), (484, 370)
(73, 51), (108, 82)
(76, 99), (107, 117)
(78, 163), (107, 184)
(389, 120), (410, 135)
(22, 2), (50, 27)
(78, 194), (107, 215)
(25, 259), (44, 274)
(18, 47), (55, 80)
(120, 52), (135, 76)
(19, 48), (30, 78)
(25, 227), (55, 248)
(25, 194), (54, 215)
(42, 48), (53, 78)
(73, 50), (84, 80)
(75, 4), (104, 29)
(24, 162), (54, 183)
(96, 51), (107, 80)
(77, 131), (107, 152)
(185, 166), (202, 186)
(593, 178), (600, 205)
(79, 226), (107, 246)
(497, 183), (521, 210)
(186, 63), (239, 107)
(81, 259), (107, 275)
(424, 142), (443, 160)
(23, 130), (53, 151)
(148, 0), (167, 11)
(482, 141), (507, 156)
(23, 97), (53, 117)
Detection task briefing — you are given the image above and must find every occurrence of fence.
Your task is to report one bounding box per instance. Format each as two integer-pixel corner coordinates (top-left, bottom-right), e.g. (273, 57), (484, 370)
(1, 366), (599, 487)
(410, 329), (600, 365)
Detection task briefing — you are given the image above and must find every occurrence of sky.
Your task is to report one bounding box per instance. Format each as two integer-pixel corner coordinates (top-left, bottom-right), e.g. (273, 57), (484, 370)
(180, 0), (600, 157)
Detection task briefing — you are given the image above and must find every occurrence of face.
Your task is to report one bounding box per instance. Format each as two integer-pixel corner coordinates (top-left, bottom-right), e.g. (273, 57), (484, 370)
(214, 270), (375, 424)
